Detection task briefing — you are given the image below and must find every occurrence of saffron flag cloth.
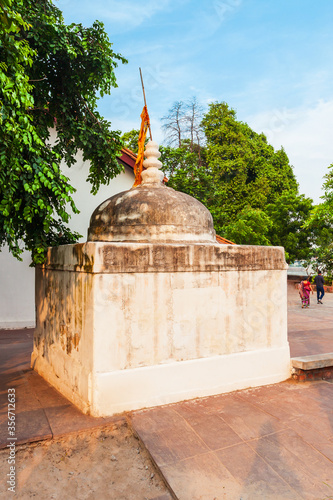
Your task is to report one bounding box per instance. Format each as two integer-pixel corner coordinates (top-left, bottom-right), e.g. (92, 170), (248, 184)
(133, 105), (150, 187)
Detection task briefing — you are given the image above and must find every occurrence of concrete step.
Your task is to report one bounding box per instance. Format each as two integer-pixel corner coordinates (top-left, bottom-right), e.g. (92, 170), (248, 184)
(291, 353), (333, 381)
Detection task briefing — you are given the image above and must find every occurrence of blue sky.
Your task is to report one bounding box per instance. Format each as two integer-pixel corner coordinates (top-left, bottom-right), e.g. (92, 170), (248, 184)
(58, 0), (333, 203)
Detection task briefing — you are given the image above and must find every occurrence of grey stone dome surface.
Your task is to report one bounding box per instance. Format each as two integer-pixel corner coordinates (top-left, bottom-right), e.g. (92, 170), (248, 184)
(88, 140), (216, 244)
(88, 182), (216, 243)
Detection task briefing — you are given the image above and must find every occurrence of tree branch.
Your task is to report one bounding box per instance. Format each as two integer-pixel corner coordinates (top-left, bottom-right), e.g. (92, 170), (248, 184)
(28, 76), (47, 82)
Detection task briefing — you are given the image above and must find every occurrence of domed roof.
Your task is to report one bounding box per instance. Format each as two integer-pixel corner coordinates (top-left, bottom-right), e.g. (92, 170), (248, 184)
(87, 141), (216, 244)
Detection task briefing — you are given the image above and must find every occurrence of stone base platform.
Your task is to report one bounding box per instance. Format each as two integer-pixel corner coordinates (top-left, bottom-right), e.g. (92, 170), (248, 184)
(33, 343), (290, 416)
(32, 241), (290, 417)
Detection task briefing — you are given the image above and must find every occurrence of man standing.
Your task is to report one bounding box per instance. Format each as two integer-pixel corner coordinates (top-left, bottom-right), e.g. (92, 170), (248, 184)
(314, 270), (325, 304)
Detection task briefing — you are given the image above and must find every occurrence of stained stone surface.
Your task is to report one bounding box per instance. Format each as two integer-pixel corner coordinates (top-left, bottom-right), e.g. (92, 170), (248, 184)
(88, 184), (217, 244)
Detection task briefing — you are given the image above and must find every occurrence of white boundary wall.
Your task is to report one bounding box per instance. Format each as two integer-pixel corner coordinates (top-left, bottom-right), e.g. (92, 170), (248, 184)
(0, 150), (134, 329)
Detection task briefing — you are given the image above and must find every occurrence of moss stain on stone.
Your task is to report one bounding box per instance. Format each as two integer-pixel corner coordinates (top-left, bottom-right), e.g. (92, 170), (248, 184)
(72, 244), (95, 273)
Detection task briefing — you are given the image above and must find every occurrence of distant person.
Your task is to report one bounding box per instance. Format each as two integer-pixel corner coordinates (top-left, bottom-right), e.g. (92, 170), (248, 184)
(301, 277), (313, 308)
(314, 270), (325, 304)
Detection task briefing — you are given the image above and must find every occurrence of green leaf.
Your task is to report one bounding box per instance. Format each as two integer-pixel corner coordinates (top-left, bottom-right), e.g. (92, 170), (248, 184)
(0, 0), (127, 265)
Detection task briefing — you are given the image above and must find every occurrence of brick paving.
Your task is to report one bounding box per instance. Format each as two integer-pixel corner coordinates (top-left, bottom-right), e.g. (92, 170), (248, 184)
(0, 287), (333, 498)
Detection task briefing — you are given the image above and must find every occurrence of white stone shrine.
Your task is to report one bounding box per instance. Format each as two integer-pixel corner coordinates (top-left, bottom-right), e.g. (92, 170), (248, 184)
(31, 141), (291, 416)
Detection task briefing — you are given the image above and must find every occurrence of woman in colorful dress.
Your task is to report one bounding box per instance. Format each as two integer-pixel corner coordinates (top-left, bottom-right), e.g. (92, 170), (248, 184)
(301, 277), (313, 308)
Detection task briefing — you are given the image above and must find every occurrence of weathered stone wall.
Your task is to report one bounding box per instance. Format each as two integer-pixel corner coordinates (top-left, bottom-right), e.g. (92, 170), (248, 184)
(33, 267), (95, 413)
(32, 242), (290, 416)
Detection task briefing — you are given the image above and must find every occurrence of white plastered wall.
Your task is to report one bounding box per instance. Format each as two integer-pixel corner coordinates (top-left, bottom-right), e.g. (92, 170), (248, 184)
(32, 243), (290, 416)
(0, 143), (134, 329)
(91, 268), (290, 416)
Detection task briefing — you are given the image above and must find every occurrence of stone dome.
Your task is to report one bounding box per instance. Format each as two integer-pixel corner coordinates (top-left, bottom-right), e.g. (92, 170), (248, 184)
(87, 141), (216, 244)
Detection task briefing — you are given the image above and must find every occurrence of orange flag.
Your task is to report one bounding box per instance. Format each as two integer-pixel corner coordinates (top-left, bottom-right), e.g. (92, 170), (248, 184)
(133, 105), (150, 187)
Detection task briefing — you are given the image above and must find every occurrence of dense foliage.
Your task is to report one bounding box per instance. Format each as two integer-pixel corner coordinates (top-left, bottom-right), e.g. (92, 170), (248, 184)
(0, 0), (127, 263)
(156, 101), (315, 262)
(304, 165), (333, 273)
(121, 129), (141, 154)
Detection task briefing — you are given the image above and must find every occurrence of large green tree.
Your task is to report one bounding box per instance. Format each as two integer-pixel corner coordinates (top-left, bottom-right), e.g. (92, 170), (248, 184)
(0, 0), (127, 264)
(159, 101), (315, 262)
(201, 102), (298, 223)
(222, 207), (273, 246)
(265, 191), (315, 262)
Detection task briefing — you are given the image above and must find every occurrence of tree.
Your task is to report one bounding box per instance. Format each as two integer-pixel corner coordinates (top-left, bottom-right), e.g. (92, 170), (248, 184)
(159, 100), (314, 261)
(223, 207), (272, 246)
(201, 102), (298, 225)
(0, 0), (127, 264)
(121, 129), (140, 154)
(161, 142), (212, 203)
(161, 97), (204, 152)
(184, 96), (205, 152)
(161, 101), (185, 148)
(265, 191), (315, 262)
(307, 164), (333, 229)
(304, 164), (333, 274)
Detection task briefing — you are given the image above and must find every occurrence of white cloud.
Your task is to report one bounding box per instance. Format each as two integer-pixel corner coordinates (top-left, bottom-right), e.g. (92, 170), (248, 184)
(247, 100), (333, 203)
(59, 0), (176, 33)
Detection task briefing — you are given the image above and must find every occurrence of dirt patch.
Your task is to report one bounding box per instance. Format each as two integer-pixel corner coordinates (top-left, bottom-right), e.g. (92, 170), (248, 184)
(0, 421), (173, 499)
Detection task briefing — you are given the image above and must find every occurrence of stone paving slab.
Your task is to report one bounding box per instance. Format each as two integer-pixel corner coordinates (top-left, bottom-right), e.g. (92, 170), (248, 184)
(0, 329), (125, 449)
(288, 288), (333, 358)
(131, 381), (333, 499)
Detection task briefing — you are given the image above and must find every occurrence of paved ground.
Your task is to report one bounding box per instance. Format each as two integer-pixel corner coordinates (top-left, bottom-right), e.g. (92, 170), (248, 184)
(131, 379), (333, 500)
(288, 284), (333, 357)
(0, 329), (125, 449)
(130, 288), (333, 499)
(1, 287), (333, 498)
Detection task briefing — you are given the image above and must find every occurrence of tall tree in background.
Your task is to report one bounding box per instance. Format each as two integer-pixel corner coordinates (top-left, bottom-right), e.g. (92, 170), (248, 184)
(161, 97), (204, 152)
(161, 101), (185, 148)
(0, 0), (127, 264)
(304, 164), (333, 274)
(201, 102), (298, 219)
(121, 129), (140, 153)
(160, 101), (315, 262)
(185, 96), (205, 152)
(265, 191), (315, 263)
